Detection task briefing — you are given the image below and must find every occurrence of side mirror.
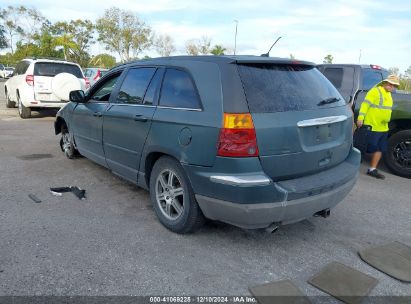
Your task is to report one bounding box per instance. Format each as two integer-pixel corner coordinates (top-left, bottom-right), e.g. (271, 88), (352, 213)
(69, 90), (86, 103)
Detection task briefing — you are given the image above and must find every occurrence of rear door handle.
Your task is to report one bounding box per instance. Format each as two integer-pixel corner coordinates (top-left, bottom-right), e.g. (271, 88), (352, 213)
(134, 115), (148, 122)
(93, 112), (102, 117)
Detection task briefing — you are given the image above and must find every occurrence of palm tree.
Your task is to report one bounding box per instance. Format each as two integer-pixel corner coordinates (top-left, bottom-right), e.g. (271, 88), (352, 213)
(210, 45), (226, 56)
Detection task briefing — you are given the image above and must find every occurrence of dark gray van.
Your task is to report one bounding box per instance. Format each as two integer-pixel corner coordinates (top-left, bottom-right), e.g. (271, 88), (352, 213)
(55, 56), (360, 233)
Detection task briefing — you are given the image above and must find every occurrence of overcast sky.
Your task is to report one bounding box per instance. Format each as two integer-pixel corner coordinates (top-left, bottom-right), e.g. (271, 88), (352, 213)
(2, 0), (411, 72)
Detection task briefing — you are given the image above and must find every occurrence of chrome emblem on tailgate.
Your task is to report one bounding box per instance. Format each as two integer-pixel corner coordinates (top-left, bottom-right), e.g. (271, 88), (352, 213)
(297, 115), (347, 127)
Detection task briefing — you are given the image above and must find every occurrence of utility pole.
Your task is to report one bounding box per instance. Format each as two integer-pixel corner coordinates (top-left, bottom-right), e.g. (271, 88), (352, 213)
(358, 49), (362, 63)
(234, 20), (238, 55)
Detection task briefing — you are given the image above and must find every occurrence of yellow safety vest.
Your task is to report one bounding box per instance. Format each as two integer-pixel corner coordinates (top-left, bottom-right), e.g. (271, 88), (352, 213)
(358, 86), (393, 132)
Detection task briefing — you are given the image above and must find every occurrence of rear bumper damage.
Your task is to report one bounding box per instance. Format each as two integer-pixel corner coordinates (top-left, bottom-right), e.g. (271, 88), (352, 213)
(192, 147), (361, 229)
(196, 174), (357, 229)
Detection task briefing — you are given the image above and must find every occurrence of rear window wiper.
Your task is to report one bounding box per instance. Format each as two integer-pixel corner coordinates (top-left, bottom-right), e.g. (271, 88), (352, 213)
(317, 97), (341, 106)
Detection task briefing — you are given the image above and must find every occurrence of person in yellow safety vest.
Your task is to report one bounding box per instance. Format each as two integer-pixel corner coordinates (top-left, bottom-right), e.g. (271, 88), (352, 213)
(356, 74), (400, 179)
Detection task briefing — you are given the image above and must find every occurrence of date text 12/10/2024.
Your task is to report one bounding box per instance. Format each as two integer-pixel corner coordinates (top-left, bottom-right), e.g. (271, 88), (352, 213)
(149, 296), (257, 303)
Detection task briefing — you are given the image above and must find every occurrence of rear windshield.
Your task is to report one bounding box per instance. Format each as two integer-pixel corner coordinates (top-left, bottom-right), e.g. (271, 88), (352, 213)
(361, 68), (389, 90)
(34, 62), (83, 78)
(237, 64), (345, 113)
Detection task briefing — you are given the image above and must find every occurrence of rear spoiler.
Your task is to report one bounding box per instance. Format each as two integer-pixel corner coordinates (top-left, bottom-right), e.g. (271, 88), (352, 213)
(233, 58), (315, 66)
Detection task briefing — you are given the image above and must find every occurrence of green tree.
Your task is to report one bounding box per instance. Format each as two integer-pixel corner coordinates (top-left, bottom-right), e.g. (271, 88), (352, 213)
(400, 66), (411, 91)
(154, 34), (176, 57)
(404, 66), (411, 79)
(31, 28), (63, 58)
(323, 54), (333, 64)
(0, 25), (7, 49)
(290, 53), (295, 59)
(89, 53), (117, 68)
(96, 7), (152, 62)
(210, 45), (226, 56)
(0, 6), (48, 54)
(0, 6), (24, 53)
(198, 36), (211, 55)
(185, 39), (199, 56)
(185, 36), (211, 55)
(51, 19), (94, 67)
(9, 28), (63, 63)
(388, 67), (399, 76)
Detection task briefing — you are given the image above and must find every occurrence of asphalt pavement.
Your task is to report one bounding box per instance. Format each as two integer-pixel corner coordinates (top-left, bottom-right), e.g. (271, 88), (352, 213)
(0, 79), (410, 300)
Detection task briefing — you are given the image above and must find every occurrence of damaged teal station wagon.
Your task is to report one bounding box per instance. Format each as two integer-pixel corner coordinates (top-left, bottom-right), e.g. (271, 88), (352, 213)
(55, 56), (360, 233)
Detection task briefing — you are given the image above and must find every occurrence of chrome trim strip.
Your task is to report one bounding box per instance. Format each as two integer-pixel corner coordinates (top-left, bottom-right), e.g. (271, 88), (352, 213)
(110, 103), (156, 108)
(210, 174), (271, 186)
(157, 106), (202, 112)
(103, 142), (138, 155)
(297, 115), (347, 127)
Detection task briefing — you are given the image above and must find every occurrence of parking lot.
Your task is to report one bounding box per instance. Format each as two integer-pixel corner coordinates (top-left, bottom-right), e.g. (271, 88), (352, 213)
(0, 79), (410, 300)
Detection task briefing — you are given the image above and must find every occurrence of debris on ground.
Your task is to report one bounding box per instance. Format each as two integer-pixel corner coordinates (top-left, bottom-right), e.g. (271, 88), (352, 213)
(28, 194), (42, 203)
(50, 186), (86, 200)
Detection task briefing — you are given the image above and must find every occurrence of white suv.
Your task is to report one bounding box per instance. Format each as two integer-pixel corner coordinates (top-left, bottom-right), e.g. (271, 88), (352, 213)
(4, 58), (89, 118)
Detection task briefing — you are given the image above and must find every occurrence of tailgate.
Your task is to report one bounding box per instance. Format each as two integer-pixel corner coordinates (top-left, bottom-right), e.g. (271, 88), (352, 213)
(33, 62), (84, 102)
(34, 76), (56, 101)
(237, 63), (353, 180)
(253, 108), (352, 180)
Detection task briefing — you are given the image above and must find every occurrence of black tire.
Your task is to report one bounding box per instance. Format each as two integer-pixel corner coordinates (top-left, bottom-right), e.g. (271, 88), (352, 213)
(383, 130), (411, 178)
(149, 156), (205, 233)
(60, 124), (78, 159)
(17, 94), (31, 119)
(5, 88), (16, 108)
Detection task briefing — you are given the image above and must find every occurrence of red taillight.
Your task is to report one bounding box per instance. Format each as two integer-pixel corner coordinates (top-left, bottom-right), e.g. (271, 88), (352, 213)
(93, 69), (101, 81)
(84, 77), (90, 89)
(26, 75), (34, 86)
(217, 113), (259, 157)
(370, 64), (381, 70)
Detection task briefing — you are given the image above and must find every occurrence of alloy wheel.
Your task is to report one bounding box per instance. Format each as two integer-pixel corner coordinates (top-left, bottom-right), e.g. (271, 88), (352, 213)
(155, 169), (185, 220)
(393, 139), (411, 169)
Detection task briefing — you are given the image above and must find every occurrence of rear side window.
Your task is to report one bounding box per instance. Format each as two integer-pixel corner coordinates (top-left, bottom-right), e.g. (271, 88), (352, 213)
(362, 68), (389, 90)
(34, 62), (83, 78)
(116, 67), (156, 104)
(15, 61), (30, 75)
(84, 69), (94, 77)
(322, 67), (355, 102)
(159, 69), (201, 109)
(238, 64), (344, 113)
(323, 68), (343, 88)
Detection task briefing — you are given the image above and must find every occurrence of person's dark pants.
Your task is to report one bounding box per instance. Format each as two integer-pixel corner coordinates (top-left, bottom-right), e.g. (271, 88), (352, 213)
(366, 131), (388, 153)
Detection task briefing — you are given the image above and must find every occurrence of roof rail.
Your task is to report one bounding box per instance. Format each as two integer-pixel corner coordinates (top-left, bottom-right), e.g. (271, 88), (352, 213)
(25, 56), (69, 62)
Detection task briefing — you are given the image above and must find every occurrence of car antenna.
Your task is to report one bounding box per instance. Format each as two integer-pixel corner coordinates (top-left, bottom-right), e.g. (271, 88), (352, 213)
(261, 36), (282, 57)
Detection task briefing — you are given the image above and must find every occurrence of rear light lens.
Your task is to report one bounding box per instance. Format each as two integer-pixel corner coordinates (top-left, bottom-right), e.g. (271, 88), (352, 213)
(217, 113), (259, 157)
(370, 64), (381, 70)
(26, 75), (34, 86)
(84, 77), (90, 89)
(93, 69), (101, 81)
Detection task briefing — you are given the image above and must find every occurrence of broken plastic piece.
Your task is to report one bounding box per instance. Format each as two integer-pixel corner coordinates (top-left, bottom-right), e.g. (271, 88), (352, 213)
(50, 190), (63, 196)
(71, 186), (86, 200)
(28, 194), (42, 203)
(50, 186), (86, 200)
(50, 186), (72, 193)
